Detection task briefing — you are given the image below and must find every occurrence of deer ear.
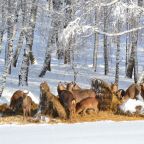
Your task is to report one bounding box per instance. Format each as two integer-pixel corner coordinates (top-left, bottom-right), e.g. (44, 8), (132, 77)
(71, 99), (76, 105)
(58, 81), (62, 84)
(23, 93), (27, 99)
(64, 82), (68, 85)
(71, 81), (74, 84)
(141, 83), (144, 85)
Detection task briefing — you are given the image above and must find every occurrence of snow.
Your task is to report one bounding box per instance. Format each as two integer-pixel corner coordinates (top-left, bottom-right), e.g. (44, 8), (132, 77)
(119, 99), (144, 114)
(1, 121), (144, 144)
(0, 97), (8, 104)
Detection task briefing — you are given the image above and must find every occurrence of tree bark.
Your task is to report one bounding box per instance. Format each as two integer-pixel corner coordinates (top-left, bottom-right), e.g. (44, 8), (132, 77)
(0, 58), (13, 97)
(93, 8), (99, 72)
(126, 18), (138, 81)
(25, 0), (38, 64)
(19, 49), (30, 86)
(103, 8), (109, 75)
(64, 0), (73, 64)
(6, 0), (16, 74)
(0, 0), (6, 54)
(115, 21), (121, 84)
(39, 51), (51, 77)
(13, 30), (25, 67)
(13, 0), (27, 67)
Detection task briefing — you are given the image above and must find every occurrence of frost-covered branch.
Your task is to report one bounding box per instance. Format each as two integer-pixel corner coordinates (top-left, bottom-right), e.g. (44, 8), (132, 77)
(93, 25), (144, 36)
(61, 17), (144, 45)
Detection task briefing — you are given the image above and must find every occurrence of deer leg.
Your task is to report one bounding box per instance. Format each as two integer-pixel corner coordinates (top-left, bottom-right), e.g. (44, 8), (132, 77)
(29, 108), (31, 117)
(23, 109), (26, 120)
(82, 108), (87, 116)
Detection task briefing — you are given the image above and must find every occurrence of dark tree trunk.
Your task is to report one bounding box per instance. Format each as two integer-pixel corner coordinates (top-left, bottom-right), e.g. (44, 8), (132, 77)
(126, 21), (138, 80)
(103, 8), (109, 75)
(115, 36), (120, 84)
(39, 52), (51, 77)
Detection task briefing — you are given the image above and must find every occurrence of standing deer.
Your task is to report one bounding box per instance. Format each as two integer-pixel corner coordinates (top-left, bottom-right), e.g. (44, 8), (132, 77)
(22, 92), (32, 119)
(57, 82), (76, 119)
(76, 97), (99, 115)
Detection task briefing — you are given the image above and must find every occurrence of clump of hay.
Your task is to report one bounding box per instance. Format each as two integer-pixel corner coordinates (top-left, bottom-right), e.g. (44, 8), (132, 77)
(110, 94), (123, 113)
(91, 78), (113, 110)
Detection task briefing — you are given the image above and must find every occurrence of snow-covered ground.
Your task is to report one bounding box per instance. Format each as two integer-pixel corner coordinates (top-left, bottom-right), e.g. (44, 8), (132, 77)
(1, 121), (144, 144)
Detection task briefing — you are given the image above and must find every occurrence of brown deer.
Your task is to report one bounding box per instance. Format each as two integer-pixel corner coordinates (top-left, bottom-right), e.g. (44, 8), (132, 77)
(67, 82), (96, 103)
(22, 93), (32, 119)
(76, 97), (99, 115)
(116, 89), (126, 100)
(111, 83), (118, 95)
(57, 82), (66, 95)
(57, 82), (76, 119)
(72, 82), (81, 90)
(10, 90), (25, 113)
(140, 83), (144, 100)
(124, 83), (141, 100)
(40, 82), (67, 119)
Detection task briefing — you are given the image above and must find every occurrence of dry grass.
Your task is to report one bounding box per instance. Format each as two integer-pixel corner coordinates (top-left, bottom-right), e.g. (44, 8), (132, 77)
(1, 102), (144, 124)
(0, 111), (144, 124)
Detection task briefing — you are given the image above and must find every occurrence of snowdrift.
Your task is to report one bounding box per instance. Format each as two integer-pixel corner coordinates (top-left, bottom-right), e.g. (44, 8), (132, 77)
(119, 99), (144, 114)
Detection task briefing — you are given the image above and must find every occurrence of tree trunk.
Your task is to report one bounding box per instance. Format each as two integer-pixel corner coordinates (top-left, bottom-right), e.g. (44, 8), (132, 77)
(93, 8), (99, 72)
(6, 0), (16, 74)
(13, 30), (25, 67)
(103, 8), (109, 75)
(25, 0), (38, 64)
(39, 51), (51, 77)
(115, 21), (121, 84)
(0, 32), (4, 54)
(39, 0), (64, 77)
(51, 0), (64, 60)
(19, 49), (30, 86)
(64, 0), (73, 64)
(0, 0), (6, 54)
(126, 18), (138, 80)
(0, 58), (13, 97)
(134, 34), (138, 83)
(0, 0), (18, 96)
(13, 0), (27, 67)
(125, 4), (129, 74)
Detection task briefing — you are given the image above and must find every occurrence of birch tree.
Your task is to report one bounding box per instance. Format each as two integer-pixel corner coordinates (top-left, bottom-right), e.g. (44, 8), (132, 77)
(39, 0), (63, 77)
(0, 0), (7, 54)
(126, 15), (139, 82)
(103, 6), (110, 75)
(13, 0), (27, 67)
(64, 0), (73, 64)
(93, 8), (99, 72)
(6, 0), (17, 74)
(115, 20), (121, 84)
(19, 0), (39, 85)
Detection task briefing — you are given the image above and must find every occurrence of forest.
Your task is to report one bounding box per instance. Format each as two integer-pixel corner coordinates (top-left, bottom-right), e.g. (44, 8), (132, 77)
(0, 0), (144, 96)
